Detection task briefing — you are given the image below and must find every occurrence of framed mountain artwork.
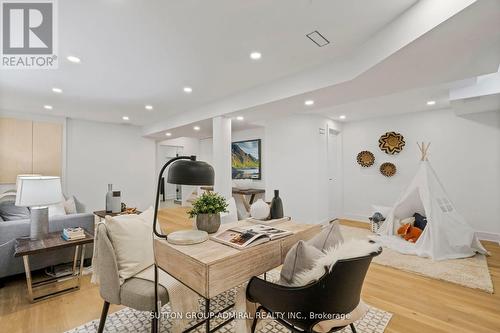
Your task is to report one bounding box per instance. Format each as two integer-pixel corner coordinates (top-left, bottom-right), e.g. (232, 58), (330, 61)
(232, 139), (261, 179)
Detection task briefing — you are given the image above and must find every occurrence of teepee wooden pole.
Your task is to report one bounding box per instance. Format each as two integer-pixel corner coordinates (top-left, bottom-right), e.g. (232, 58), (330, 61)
(417, 142), (431, 161)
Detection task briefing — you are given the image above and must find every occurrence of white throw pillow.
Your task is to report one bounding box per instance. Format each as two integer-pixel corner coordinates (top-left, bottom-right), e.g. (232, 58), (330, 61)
(105, 207), (155, 282)
(307, 221), (344, 252)
(291, 239), (381, 287)
(64, 196), (78, 214)
(48, 202), (67, 217)
(279, 240), (323, 285)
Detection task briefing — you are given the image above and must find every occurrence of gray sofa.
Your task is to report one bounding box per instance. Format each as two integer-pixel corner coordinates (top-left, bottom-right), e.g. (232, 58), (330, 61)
(0, 212), (95, 279)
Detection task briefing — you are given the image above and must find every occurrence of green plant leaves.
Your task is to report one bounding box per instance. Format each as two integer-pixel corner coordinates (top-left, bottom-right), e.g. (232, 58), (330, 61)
(187, 192), (229, 218)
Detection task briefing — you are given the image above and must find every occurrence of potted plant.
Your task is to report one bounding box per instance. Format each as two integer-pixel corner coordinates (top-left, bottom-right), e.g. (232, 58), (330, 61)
(188, 192), (228, 234)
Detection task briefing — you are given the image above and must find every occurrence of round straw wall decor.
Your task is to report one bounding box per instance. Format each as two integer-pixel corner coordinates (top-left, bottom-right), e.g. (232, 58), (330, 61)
(380, 162), (397, 177)
(379, 132), (405, 154)
(356, 151), (375, 167)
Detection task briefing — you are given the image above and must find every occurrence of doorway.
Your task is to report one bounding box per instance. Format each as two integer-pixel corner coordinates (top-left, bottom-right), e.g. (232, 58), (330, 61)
(156, 145), (183, 207)
(327, 126), (341, 220)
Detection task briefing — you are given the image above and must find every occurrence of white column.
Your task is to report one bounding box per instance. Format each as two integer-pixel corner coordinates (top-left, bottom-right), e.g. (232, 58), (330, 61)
(212, 116), (232, 199)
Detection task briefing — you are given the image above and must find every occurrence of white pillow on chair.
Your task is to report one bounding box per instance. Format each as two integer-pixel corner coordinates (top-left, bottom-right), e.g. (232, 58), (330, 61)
(105, 208), (155, 282)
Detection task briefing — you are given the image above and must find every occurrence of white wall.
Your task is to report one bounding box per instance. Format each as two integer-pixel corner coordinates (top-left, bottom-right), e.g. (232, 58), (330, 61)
(341, 109), (500, 236)
(66, 119), (156, 212)
(263, 114), (341, 224)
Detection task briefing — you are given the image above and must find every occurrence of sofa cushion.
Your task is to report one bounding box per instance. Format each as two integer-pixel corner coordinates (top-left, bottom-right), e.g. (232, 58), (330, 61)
(0, 200), (30, 221)
(63, 196), (78, 214)
(279, 240), (323, 285)
(48, 202), (67, 217)
(105, 208), (155, 282)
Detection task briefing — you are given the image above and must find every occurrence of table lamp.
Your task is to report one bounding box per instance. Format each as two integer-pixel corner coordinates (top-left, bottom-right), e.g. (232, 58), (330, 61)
(152, 155), (214, 333)
(152, 156), (215, 239)
(15, 176), (63, 240)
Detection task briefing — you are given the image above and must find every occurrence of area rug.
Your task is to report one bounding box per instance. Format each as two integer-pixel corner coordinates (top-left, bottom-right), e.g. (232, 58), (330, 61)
(66, 287), (392, 333)
(340, 225), (494, 293)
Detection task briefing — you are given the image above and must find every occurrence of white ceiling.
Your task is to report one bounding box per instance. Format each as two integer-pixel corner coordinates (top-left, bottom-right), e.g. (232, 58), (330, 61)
(0, 0), (418, 125)
(209, 0), (500, 126)
(151, 116), (262, 141)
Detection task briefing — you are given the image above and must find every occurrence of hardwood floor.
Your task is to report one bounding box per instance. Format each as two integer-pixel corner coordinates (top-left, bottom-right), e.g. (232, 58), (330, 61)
(0, 209), (499, 333)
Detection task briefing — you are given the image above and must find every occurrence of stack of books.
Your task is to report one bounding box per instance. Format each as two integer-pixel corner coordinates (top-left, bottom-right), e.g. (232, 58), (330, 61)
(62, 227), (86, 241)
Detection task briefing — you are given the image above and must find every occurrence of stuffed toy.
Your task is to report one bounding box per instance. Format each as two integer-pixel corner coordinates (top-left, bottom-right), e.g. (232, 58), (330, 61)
(397, 223), (423, 243)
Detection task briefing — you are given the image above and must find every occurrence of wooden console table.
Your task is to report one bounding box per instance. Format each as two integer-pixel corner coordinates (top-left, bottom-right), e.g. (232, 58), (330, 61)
(14, 230), (94, 302)
(200, 187), (265, 213)
(154, 219), (321, 332)
(93, 210), (142, 222)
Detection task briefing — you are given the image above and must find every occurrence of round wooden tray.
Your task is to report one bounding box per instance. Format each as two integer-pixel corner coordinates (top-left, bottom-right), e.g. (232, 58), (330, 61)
(380, 162), (397, 177)
(356, 150), (375, 167)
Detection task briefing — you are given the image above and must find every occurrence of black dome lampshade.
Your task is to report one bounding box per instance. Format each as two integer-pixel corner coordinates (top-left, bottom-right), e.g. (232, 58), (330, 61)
(167, 159), (214, 186)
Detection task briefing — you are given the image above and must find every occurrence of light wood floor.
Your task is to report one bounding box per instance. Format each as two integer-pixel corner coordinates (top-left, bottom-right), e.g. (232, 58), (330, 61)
(1, 208), (499, 333)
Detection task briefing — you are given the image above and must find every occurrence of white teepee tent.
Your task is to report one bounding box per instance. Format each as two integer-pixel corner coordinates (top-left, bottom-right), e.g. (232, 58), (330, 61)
(377, 143), (488, 260)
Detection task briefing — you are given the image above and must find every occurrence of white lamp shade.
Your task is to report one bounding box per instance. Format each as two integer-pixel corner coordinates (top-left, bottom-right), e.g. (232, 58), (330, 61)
(15, 174), (42, 188)
(15, 176), (63, 207)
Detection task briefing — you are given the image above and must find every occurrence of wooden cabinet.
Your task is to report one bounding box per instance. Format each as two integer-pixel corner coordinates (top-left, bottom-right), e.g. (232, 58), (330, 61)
(0, 118), (33, 183)
(33, 122), (63, 177)
(0, 117), (62, 184)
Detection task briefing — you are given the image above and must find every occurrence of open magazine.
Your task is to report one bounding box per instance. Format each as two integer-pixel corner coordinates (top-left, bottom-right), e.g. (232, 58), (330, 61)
(211, 224), (293, 249)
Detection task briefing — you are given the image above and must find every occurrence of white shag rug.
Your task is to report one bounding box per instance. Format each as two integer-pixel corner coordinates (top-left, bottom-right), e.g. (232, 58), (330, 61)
(66, 288), (392, 333)
(341, 225), (494, 293)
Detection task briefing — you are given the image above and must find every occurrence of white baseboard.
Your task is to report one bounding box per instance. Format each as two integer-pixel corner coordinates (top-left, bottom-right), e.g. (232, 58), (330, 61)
(475, 231), (500, 244)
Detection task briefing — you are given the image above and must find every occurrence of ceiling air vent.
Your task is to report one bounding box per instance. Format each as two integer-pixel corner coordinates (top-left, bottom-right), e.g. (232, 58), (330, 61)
(306, 30), (330, 47)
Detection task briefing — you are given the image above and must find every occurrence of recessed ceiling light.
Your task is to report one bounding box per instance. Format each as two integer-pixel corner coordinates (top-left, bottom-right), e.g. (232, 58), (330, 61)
(183, 87), (193, 93)
(122, 116), (129, 121)
(165, 132), (172, 137)
(250, 52), (262, 60)
(304, 100), (314, 106)
(193, 126), (200, 131)
(339, 115), (346, 120)
(43, 105), (53, 110)
(67, 55), (81, 63)
(426, 100), (436, 106)
(52, 87), (63, 93)
(145, 105), (153, 110)
(236, 116), (244, 121)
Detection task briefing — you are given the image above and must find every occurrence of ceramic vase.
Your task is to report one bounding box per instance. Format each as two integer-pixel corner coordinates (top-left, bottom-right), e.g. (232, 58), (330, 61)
(196, 213), (221, 234)
(105, 184), (113, 213)
(270, 190), (284, 219)
(250, 199), (270, 220)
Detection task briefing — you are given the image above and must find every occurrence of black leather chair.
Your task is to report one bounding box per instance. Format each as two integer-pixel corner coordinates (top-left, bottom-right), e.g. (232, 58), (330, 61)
(246, 248), (382, 333)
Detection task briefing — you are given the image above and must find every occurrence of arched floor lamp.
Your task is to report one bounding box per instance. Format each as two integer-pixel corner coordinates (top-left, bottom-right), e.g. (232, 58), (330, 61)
(152, 155), (214, 332)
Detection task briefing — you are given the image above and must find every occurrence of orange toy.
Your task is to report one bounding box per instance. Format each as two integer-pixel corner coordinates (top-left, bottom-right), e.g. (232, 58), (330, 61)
(397, 223), (423, 243)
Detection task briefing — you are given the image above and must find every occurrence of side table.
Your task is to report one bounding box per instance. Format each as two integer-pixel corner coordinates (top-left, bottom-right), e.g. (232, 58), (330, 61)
(14, 230), (94, 302)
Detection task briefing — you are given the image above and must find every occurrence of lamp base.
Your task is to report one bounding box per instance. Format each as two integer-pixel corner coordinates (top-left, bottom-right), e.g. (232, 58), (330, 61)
(30, 207), (49, 240)
(167, 230), (208, 245)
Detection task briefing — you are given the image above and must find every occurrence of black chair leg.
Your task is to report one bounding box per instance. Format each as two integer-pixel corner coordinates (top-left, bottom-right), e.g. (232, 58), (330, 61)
(350, 323), (357, 333)
(251, 306), (263, 333)
(151, 314), (157, 333)
(97, 301), (110, 333)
